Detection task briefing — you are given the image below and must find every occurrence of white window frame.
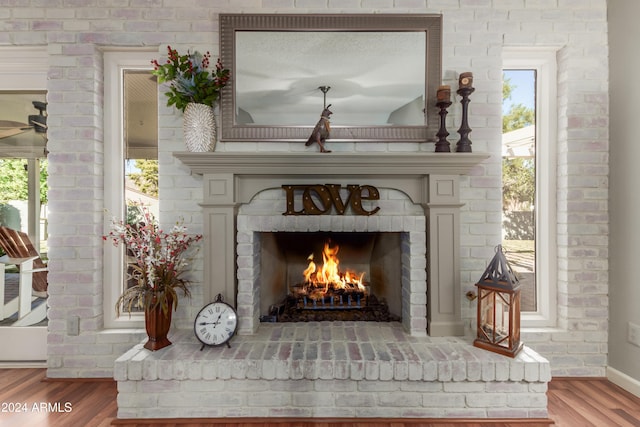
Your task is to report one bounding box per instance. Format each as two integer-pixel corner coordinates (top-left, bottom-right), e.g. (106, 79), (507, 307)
(503, 48), (558, 328)
(103, 50), (156, 328)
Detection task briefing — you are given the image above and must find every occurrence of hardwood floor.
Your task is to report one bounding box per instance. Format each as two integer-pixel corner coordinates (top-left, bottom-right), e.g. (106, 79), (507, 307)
(0, 368), (115, 427)
(548, 377), (640, 426)
(1, 369), (639, 427)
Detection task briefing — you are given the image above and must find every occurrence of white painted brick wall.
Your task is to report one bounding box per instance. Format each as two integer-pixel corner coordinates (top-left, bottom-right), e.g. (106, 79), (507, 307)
(2, 0), (608, 379)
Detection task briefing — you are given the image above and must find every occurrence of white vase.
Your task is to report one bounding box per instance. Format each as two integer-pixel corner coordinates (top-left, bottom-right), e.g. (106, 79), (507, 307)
(183, 102), (216, 152)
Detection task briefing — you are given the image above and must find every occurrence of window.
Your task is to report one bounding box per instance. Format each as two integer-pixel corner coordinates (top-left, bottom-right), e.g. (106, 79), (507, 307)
(103, 51), (158, 328)
(0, 91), (49, 256)
(502, 48), (557, 327)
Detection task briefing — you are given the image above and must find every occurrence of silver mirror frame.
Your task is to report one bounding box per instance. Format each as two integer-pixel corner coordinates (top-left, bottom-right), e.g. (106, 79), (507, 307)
(219, 14), (442, 143)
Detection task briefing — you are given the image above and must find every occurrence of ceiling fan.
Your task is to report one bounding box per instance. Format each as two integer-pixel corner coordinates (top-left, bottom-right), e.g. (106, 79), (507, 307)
(0, 120), (31, 139)
(0, 100), (47, 140)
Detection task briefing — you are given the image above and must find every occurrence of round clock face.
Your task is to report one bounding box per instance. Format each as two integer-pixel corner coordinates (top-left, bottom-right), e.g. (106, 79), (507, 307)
(194, 301), (238, 347)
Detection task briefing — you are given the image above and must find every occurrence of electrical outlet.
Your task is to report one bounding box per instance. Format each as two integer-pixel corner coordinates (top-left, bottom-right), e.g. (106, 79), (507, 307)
(67, 316), (80, 336)
(628, 322), (640, 348)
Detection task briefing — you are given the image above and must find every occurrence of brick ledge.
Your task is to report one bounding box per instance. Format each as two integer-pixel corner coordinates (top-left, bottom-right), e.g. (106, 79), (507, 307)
(114, 322), (550, 383)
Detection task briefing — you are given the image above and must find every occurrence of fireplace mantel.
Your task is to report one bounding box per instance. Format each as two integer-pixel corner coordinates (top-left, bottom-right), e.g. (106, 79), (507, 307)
(174, 152), (489, 176)
(175, 151), (489, 337)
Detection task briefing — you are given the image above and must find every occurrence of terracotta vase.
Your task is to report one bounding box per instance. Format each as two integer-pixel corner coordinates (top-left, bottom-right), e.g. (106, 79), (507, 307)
(183, 102), (216, 152)
(144, 293), (173, 351)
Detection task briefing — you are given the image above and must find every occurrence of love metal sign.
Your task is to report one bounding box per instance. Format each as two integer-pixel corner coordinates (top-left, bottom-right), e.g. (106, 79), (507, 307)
(282, 184), (380, 216)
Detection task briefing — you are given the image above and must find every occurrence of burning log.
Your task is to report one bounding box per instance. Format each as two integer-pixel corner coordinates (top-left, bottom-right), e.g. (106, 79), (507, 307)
(268, 294), (400, 323)
(291, 280), (369, 309)
(301, 240), (367, 292)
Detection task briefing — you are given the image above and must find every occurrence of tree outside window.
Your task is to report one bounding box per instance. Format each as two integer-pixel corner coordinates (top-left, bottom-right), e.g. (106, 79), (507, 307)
(502, 70), (536, 311)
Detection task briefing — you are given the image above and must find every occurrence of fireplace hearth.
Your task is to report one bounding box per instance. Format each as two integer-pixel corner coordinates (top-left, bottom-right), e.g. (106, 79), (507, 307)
(115, 323), (551, 419)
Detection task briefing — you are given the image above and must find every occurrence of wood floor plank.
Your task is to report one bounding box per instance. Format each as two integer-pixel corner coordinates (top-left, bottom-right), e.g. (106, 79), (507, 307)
(592, 379), (640, 418)
(2, 369), (640, 426)
(549, 389), (599, 427)
(568, 380), (639, 426)
(0, 368), (116, 427)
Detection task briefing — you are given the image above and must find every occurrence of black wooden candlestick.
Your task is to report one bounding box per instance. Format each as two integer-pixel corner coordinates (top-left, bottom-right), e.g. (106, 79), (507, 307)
(456, 86), (475, 153)
(435, 100), (452, 152)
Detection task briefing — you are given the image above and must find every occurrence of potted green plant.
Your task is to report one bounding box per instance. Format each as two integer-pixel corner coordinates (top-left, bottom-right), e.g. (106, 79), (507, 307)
(104, 206), (202, 351)
(152, 45), (230, 152)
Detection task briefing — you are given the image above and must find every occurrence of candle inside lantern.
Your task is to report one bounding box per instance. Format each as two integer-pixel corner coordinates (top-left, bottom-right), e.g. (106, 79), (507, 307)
(459, 72), (473, 89)
(437, 85), (451, 102)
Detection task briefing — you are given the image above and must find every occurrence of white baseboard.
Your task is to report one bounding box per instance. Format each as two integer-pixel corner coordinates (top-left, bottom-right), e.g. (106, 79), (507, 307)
(0, 361), (46, 368)
(607, 366), (640, 398)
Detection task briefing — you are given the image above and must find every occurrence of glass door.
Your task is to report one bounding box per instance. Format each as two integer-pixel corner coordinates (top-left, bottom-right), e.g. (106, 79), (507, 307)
(0, 47), (48, 363)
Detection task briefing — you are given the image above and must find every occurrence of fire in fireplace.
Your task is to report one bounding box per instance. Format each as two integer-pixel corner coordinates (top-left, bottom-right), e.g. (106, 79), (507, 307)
(294, 239), (368, 304)
(259, 232), (402, 323)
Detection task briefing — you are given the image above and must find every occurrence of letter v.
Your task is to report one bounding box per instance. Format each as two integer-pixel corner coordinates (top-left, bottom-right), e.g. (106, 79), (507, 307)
(325, 184), (356, 215)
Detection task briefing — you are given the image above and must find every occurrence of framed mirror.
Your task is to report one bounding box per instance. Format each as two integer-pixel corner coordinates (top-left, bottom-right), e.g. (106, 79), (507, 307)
(219, 14), (442, 143)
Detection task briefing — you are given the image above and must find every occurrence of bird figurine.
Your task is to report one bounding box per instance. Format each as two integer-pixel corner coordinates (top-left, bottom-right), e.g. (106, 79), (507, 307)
(305, 104), (332, 153)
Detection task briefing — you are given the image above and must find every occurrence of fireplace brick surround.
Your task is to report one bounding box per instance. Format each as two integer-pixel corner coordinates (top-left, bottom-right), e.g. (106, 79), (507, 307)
(236, 188), (426, 335)
(115, 152), (551, 420)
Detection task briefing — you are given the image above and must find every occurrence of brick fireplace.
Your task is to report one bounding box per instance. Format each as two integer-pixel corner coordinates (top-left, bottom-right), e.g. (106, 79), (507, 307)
(114, 151), (551, 421)
(175, 151), (490, 336)
(237, 187), (426, 335)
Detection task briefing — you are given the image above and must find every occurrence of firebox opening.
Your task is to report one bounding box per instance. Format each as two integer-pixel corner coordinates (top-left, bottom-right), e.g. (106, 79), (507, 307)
(258, 232), (403, 323)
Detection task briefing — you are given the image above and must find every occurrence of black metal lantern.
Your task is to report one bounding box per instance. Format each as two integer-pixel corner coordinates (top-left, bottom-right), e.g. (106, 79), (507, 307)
(473, 245), (523, 357)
